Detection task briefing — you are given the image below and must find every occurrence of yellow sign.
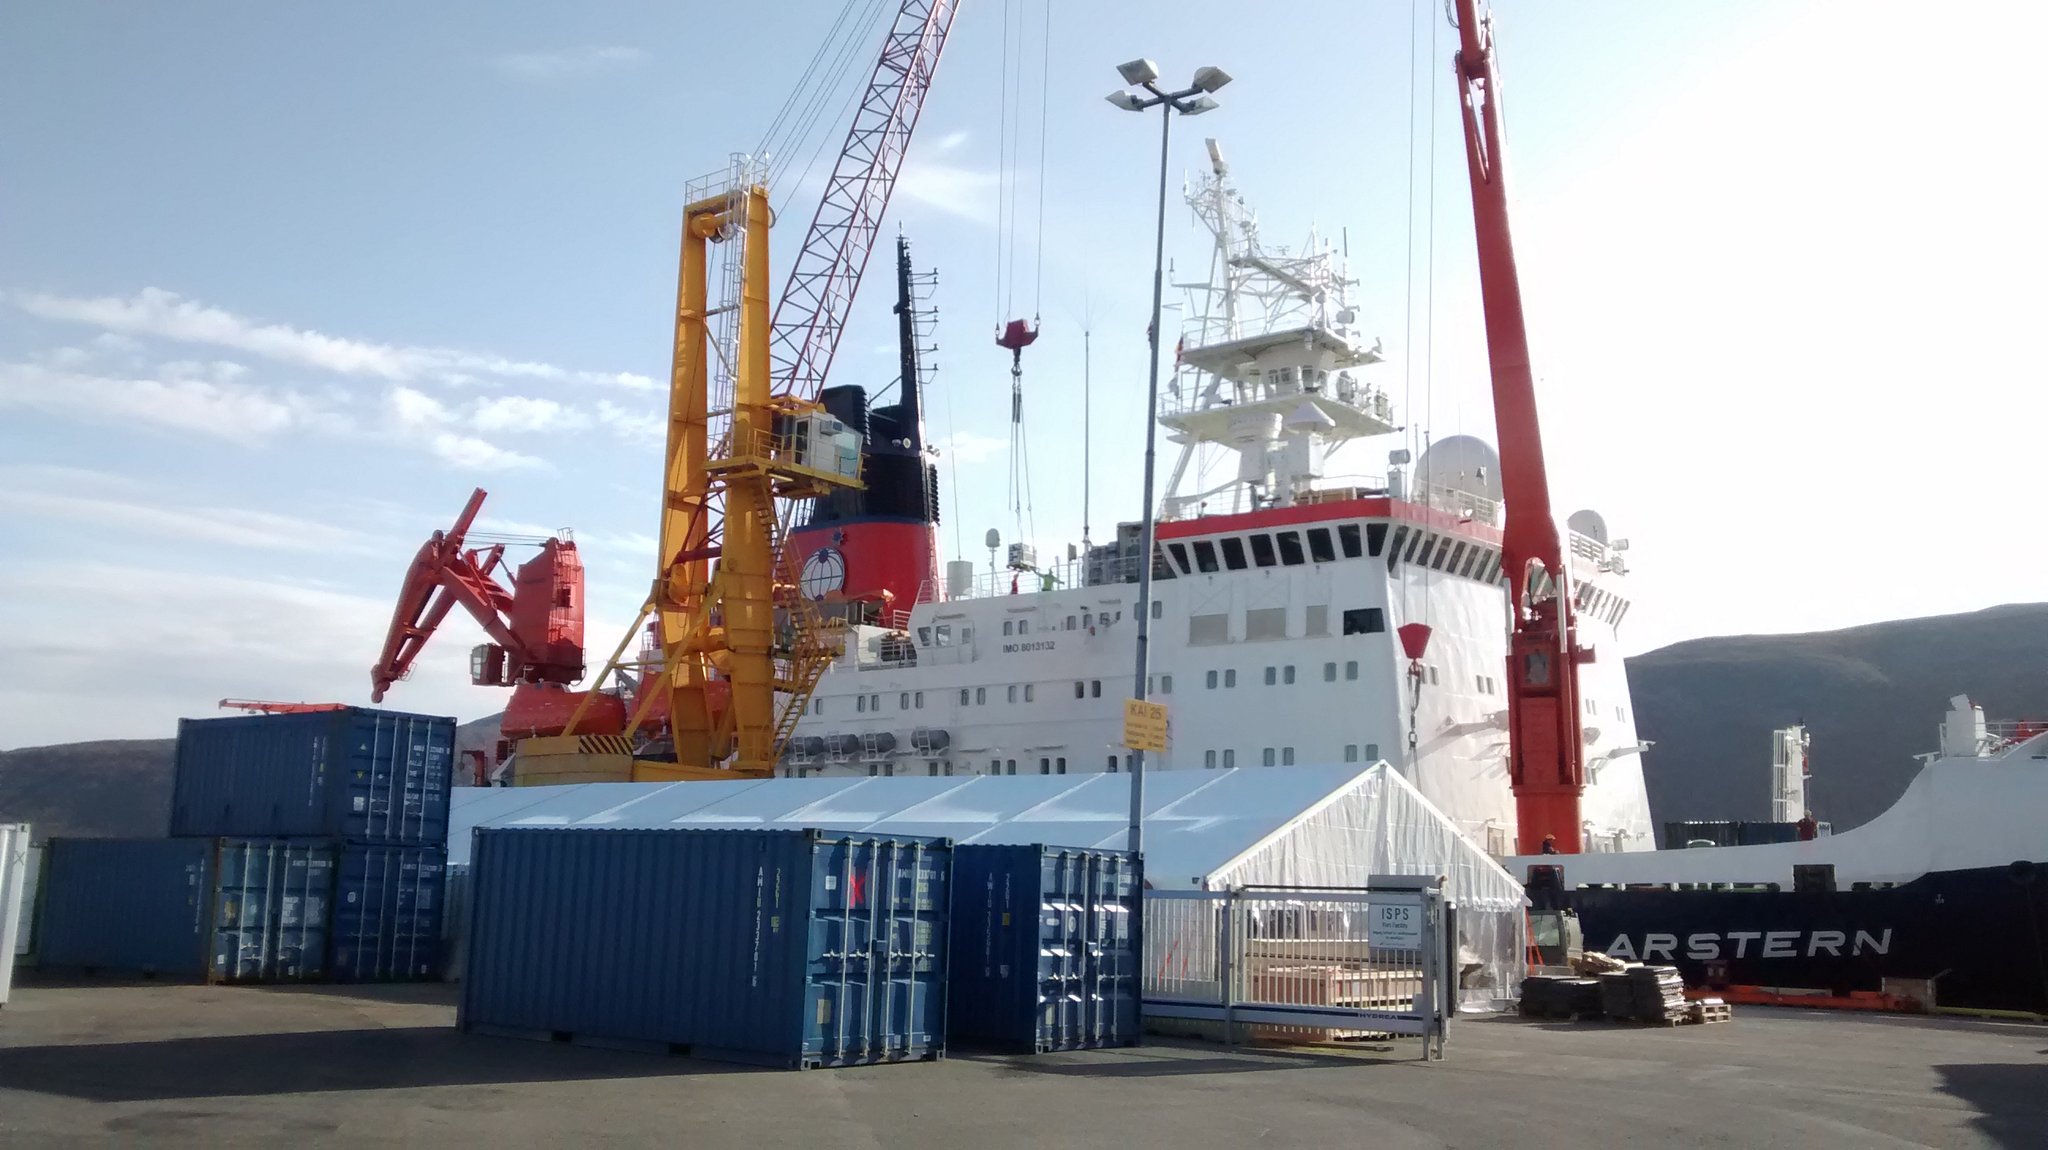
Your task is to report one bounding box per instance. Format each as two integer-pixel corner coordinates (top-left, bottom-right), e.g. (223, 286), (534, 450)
(1122, 698), (1170, 752)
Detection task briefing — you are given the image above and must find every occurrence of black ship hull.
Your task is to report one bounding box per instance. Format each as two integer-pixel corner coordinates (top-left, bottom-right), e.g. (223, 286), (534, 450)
(1533, 860), (2048, 1014)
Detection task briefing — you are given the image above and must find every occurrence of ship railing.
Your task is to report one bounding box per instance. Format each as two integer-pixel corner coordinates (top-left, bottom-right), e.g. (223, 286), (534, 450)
(1157, 475), (1503, 529)
(943, 555), (1110, 602)
(1155, 370), (1391, 424)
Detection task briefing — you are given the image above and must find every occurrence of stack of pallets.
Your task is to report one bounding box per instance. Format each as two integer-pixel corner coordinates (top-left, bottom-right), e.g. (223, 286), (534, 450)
(1519, 975), (1605, 1019)
(1625, 965), (1690, 1024)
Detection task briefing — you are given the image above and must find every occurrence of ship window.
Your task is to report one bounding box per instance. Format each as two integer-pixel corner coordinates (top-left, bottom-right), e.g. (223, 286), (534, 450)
(1189, 613), (1229, 645)
(1074, 680), (1086, 699)
(899, 692), (909, 709)
(1003, 620), (1013, 636)
(1192, 540), (1221, 573)
(1366, 743), (1379, 761)
(1006, 759), (1017, 775)
(961, 626), (973, 643)
(1221, 537), (1248, 569)
(1262, 748), (1276, 767)
(813, 699), (823, 715)
(1039, 757), (1051, 775)
(1161, 674), (1173, 694)
(868, 764), (880, 777)
(1282, 747), (1295, 765)
(1091, 679), (1102, 698)
(1065, 615), (1077, 630)
(1015, 618), (1027, 634)
(1366, 522), (1388, 557)
(1205, 750), (1217, 769)
(1083, 612), (1093, 628)
(1245, 607), (1287, 640)
(928, 762), (940, 777)
(976, 686), (987, 704)
(1168, 542), (1193, 574)
(1476, 675), (1485, 693)
(1338, 523), (1363, 558)
(857, 695), (867, 713)
(918, 626), (932, 645)
(1305, 605), (1329, 635)
(1385, 526), (1408, 570)
(1008, 685), (1018, 703)
(1265, 666), (1277, 686)
(1345, 661), (1359, 681)
(1307, 528), (1336, 563)
(916, 691), (925, 708)
(1056, 757), (1067, 774)
(990, 758), (1000, 774)
(936, 623), (952, 646)
(1250, 534), (1278, 567)
(1344, 744), (1359, 763)
(1459, 548), (1481, 579)
(1151, 599), (1164, 619)
(1404, 530), (1425, 563)
(1324, 662), (1337, 682)
(1342, 608), (1386, 635)
(1276, 531), (1306, 566)
(1283, 665), (1296, 685)
(1224, 669), (1237, 687)
(1110, 754), (1121, 771)
(1428, 666), (1439, 686)
(1445, 542), (1468, 572)
(1223, 749), (1236, 768)
(1025, 684), (1035, 702)
(1206, 670), (1219, 689)
(1423, 539), (1446, 570)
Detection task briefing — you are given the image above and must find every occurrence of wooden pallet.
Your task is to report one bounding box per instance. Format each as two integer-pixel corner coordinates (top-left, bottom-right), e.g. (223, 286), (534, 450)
(1690, 1002), (1734, 1025)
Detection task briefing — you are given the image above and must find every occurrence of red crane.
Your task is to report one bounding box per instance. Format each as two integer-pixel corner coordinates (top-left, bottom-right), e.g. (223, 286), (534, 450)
(370, 488), (627, 744)
(1450, 0), (1590, 854)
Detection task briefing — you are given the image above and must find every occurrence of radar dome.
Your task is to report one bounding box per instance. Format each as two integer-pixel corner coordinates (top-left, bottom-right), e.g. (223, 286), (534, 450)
(1414, 435), (1502, 501)
(1567, 509), (1609, 545)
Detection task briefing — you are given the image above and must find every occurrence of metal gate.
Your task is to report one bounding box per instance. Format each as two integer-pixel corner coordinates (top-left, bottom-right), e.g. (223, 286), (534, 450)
(1142, 877), (1451, 1060)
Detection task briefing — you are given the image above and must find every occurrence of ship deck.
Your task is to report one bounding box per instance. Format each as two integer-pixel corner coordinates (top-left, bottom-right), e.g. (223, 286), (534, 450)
(2, 978), (2040, 1147)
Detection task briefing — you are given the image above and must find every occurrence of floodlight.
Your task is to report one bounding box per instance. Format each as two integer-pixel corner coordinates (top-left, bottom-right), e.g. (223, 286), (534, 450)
(1117, 58), (1160, 86)
(1191, 66), (1232, 93)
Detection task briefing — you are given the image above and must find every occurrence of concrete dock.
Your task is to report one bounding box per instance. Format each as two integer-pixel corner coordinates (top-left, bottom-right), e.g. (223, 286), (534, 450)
(0, 979), (2041, 1147)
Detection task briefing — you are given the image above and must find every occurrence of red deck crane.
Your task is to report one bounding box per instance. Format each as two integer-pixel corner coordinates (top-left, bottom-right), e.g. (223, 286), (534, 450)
(370, 488), (627, 745)
(1450, 0), (1591, 854)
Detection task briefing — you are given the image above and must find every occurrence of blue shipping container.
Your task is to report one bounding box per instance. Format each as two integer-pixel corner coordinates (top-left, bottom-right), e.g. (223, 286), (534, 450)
(39, 838), (332, 982)
(947, 845), (1142, 1052)
(171, 708), (454, 844)
(329, 842), (444, 982)
(461, 827), (950, 1069)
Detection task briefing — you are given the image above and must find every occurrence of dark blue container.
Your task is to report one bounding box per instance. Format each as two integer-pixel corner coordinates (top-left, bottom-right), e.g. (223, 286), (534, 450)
(39, 837), (332, 982)
(947, 845), (1142, 1052)
(329, 842), (444, 982)
(460, 827), (950, 1069)
(170, 708), (455, 844)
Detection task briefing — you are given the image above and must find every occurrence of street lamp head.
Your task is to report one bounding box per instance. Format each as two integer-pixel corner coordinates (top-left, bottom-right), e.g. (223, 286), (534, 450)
(1191, 65), (1232, 93)
(1116, 58), (1160, 87)
(1105, 90), (1147, 112)
(1180, 95), (1220, 117)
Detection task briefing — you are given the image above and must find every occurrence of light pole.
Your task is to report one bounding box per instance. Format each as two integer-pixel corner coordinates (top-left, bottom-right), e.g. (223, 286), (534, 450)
(1107, 59), (1229, 858)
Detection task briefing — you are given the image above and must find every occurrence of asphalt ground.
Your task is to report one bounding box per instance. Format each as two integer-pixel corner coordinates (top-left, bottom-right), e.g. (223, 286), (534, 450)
(0, 978), (2042, 1148)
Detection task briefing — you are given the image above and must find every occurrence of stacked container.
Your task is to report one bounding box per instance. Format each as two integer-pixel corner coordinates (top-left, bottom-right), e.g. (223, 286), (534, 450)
(947, 845), (1142, 1052)
(460, 827), (951, 1069)
(36, 708), (453, 983)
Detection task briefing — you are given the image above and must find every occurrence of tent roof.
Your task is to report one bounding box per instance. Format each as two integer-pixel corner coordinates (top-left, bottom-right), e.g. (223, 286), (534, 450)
(446, 763), (1377, 886)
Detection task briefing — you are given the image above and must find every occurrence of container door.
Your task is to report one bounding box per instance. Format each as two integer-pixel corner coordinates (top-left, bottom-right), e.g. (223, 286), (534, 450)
(871, 839), (947, 1060)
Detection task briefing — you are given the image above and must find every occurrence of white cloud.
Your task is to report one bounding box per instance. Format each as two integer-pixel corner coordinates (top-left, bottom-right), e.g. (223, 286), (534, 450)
(936, 430), (1005, 466)
(474, 394), (589, 434)
(429, 431), (543, 471)
(594, 398), (663, 443)
(894, 160), (1001, 224)
(934, 129), (970, 151)
(494, 46), (647, 83)
(0, 465), (380, 554)
(0, 360), (320, 440)
(388, 384), (453, 430)
(13, 287), (657, 391)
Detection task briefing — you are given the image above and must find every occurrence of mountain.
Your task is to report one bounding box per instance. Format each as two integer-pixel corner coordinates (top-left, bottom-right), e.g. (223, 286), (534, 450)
(1625, 602), (2048, 836)
(0, 739), (175, 839)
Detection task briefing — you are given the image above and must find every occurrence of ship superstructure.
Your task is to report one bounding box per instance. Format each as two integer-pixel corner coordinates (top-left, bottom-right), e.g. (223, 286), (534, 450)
(784, 143), (1654, 856)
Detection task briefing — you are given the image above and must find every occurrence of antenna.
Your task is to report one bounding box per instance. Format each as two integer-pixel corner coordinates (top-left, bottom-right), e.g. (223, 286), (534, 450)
(1082, 326), (1092, 549)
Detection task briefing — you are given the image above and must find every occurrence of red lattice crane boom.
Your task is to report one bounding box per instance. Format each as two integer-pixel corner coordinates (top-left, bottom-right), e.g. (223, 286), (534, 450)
(767, 0), (960, 400)
(1450, 0), (1591, 854)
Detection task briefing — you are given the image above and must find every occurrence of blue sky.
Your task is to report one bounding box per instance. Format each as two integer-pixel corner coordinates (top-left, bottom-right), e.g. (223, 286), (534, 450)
(4, 1), (2042, 747)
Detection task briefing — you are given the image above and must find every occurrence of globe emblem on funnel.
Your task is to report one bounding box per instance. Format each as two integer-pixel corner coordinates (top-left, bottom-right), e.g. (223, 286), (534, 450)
(800, 548), (846, 600)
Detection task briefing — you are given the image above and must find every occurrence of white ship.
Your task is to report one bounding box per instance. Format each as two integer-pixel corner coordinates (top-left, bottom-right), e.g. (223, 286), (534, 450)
(785, 143), (1654, 857)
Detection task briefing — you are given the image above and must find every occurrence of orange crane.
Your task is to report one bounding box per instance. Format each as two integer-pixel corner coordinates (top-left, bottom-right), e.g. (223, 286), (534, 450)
(370, 488), (629, 765)
(1449, 0), (1591, 853)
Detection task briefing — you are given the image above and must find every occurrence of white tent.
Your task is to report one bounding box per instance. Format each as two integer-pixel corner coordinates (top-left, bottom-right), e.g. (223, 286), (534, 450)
(446, 763), (1527, 1004)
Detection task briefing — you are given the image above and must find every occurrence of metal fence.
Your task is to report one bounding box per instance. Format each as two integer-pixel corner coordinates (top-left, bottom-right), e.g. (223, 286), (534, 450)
(1143, 879), (1450, 1060)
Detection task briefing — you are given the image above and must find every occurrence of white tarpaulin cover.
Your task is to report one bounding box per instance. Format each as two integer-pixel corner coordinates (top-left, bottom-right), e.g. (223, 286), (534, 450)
(447, 763), (1527, 1005)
